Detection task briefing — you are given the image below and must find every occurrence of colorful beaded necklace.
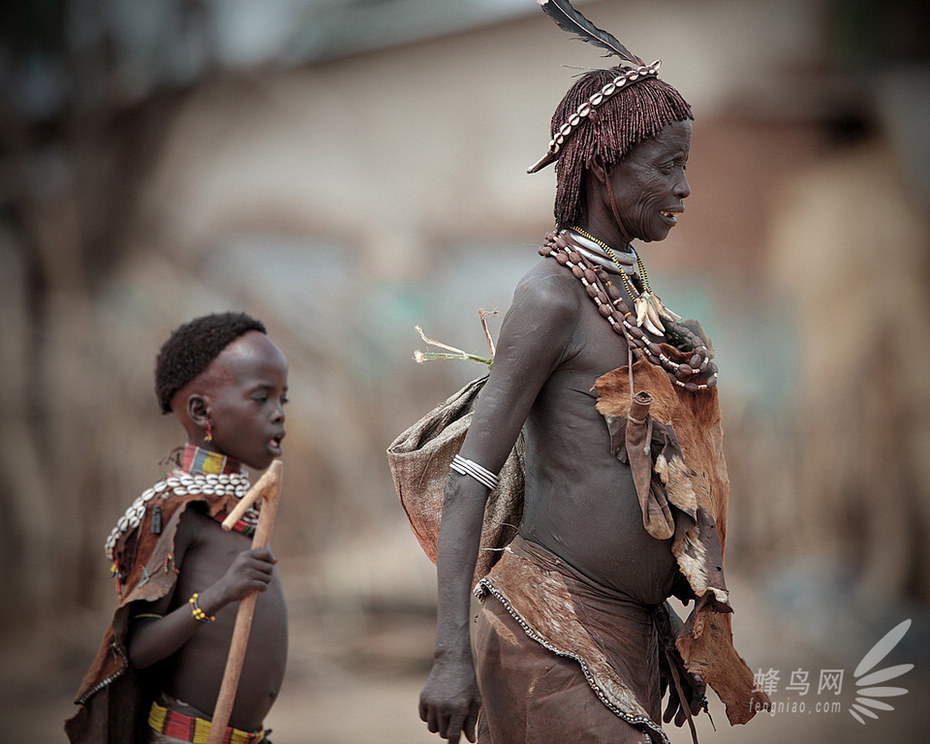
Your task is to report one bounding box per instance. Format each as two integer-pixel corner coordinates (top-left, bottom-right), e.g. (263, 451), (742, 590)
(179, 445), (260, 536)
(104, 445), (258, 561)
(539, 229), (718, 391)
(570, 226), (682, 337)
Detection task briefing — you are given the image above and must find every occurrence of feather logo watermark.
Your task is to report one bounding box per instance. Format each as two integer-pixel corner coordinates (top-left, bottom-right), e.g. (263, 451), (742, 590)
(848, 619), (913, 725)
(750, 618), (914, 725)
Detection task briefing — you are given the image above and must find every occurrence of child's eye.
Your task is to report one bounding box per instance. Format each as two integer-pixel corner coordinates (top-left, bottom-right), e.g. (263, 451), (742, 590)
(280, 396), (289, 406)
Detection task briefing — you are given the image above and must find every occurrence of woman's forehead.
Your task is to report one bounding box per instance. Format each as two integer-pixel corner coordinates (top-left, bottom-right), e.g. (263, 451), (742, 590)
(631, 120), (691, 159)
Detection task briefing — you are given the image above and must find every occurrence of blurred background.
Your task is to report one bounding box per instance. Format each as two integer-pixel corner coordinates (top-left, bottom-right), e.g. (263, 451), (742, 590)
(1, 0), (928, 741)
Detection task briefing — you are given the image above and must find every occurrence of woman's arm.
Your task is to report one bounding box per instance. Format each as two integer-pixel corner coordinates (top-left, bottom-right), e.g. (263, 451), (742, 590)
(419, 268), (580, 743)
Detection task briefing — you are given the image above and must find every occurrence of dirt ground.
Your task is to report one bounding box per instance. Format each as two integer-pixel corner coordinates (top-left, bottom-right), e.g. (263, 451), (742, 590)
(8, 561), (928, 743)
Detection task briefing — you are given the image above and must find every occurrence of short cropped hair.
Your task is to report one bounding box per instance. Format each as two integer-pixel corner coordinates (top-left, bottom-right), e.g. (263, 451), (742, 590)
(155, 312), (266, 414)
(552, 69), (693, 228)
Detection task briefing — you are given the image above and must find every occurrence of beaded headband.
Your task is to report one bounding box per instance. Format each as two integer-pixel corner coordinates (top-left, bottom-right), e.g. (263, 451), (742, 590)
(526, 60), (662, 174)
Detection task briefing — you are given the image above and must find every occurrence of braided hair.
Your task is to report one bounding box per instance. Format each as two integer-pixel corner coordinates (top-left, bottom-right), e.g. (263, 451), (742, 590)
(552, 68), (693, 228)
(155, 311), (266, 414)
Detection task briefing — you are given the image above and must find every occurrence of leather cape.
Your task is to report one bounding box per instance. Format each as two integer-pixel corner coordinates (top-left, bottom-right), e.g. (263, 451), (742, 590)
(65, 475), (247, 744)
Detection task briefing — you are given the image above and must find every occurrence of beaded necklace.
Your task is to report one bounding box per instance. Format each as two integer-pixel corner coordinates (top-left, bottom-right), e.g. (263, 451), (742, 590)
(570, 226), (682, 338)
(181, 444), (237, 476)
(565, 228), (635, 275)
(539, 229), (717, 391)
(104, 445), (257, 561)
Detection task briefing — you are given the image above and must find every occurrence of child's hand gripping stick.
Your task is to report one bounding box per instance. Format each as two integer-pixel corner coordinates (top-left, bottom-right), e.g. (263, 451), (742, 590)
(208, 459), (283, 744)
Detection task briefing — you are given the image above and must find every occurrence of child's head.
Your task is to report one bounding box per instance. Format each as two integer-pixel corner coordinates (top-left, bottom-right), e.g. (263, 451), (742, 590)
(155, 312), (288, 470)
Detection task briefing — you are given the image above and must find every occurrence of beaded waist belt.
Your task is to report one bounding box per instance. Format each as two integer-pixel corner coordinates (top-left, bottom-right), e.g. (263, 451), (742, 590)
(148, 699), (268, 744)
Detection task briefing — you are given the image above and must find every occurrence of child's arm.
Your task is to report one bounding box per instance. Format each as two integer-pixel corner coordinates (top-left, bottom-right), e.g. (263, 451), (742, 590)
(127, 513), (277, 669)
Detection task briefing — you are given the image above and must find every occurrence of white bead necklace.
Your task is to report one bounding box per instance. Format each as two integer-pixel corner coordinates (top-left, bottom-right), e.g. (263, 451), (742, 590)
(104, 471), (251, 561)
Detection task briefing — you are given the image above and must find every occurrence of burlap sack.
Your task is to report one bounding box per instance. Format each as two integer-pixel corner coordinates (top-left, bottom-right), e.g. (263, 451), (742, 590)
(387, 375), (525, 587)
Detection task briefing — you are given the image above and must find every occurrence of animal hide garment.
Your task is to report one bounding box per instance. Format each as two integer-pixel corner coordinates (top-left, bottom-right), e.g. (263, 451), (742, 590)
(595, 358), (768, 724)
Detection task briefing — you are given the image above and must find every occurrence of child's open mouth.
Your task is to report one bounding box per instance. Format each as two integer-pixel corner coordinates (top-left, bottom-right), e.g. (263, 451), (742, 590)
(268, 434), (284, 454)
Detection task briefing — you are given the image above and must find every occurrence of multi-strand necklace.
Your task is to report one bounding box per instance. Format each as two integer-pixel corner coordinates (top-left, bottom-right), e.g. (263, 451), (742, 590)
(538, 228), (718, 391)
(104, 445), (261, 561)
(104, 471), (255, 561)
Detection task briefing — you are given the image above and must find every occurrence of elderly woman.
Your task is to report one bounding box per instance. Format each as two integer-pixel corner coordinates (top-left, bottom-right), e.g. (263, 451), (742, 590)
(417, 3), (767, 743)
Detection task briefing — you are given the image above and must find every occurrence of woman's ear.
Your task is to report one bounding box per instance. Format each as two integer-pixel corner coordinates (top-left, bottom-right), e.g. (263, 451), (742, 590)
(588, 152), (609, 185)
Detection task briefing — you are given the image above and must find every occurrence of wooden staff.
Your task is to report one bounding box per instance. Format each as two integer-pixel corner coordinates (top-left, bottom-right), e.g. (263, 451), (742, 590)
(208, 459), (283, 744)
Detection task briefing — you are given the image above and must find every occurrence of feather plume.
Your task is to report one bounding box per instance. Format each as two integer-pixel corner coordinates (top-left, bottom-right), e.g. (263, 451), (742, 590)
(537, 0), (644, 66)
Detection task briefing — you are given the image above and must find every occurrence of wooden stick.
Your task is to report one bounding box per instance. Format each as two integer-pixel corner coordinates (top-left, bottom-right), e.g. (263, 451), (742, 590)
(208, 459), (283, 744)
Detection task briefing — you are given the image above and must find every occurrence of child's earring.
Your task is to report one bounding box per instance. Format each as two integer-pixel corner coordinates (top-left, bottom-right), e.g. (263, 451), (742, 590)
(205, 420), (214, 442)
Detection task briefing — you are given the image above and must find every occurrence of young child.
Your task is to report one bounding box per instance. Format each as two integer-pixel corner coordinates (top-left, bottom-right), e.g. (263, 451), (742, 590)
(66, 311), (289, 744)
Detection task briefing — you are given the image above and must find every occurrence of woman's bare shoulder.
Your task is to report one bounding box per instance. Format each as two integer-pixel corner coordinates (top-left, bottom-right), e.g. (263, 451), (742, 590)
(510, 258), (583, 320)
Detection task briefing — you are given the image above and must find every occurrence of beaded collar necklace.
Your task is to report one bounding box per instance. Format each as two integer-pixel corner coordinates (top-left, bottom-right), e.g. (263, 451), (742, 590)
(539, 229), (718, 391)
(566, 228), (636, 275)
(104, 445), (257, 560)
(178, 444), (260, 537)
(181, 443), (239, 476)
(570, 226), (681, 338)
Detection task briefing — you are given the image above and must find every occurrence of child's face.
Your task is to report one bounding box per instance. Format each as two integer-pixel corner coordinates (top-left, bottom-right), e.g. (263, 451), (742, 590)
(202, 331), (288, 471)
